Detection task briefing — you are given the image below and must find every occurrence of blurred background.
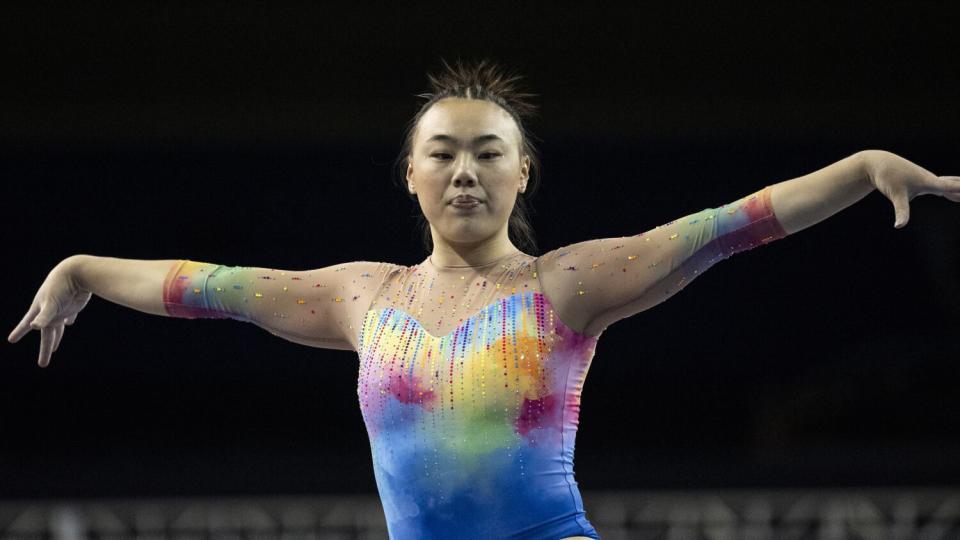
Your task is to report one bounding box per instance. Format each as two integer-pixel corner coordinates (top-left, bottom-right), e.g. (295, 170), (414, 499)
(2, 2), (959, 538)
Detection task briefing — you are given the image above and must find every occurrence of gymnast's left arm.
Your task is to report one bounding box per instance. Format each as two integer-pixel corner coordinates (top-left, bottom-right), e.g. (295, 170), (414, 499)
(535, 150), (960, 337)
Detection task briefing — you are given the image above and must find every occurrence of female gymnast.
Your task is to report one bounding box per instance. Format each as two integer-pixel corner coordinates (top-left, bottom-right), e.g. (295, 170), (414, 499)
(9, 58), (960, 539)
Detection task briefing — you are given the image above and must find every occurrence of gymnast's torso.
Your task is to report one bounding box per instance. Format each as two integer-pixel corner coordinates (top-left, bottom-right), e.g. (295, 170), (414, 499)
(351, 253), (604, 539)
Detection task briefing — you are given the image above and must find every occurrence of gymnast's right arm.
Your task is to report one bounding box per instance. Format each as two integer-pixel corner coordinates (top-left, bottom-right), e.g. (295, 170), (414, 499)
(9, 254), (393, 367)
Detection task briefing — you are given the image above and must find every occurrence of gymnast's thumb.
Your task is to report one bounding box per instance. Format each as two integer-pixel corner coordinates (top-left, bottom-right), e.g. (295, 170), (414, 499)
(893, 198), (910, 229)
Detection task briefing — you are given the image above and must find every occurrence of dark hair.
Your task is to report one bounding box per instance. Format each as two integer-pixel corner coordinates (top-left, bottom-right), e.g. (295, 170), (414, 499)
(393, 57), (543, 256)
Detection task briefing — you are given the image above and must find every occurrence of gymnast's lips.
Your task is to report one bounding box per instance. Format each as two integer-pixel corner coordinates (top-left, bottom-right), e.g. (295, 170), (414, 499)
(450, 195), (482, 205)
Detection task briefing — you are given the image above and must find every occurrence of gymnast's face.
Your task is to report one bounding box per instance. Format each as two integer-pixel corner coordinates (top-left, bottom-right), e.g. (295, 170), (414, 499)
(407, 97), (530, 249)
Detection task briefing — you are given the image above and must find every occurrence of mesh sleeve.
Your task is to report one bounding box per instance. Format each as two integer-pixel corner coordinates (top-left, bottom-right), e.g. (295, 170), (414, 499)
(536, 185), (789, 336)
(161, 259), (400, 349)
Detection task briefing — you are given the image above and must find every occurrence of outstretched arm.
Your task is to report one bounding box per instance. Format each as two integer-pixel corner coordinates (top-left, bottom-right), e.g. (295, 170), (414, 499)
(10, 255), (400, 366)
(536, 150), (959, 337)
(161, 259), (398, 350)
(536, 184), (789, 337)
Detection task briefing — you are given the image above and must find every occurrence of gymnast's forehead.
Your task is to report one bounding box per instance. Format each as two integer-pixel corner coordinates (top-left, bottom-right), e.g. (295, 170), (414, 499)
(414, 97), (521, 147)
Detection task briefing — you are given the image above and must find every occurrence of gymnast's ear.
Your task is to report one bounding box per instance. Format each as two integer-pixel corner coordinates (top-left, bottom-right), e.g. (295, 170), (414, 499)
(406, 159), (415, 194)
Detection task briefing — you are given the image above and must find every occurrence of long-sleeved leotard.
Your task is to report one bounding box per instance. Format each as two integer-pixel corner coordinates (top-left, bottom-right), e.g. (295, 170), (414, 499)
(162, 185), (788, 539)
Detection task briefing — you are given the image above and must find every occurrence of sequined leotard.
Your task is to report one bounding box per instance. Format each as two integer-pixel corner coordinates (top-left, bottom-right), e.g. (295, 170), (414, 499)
(161, 185), (788, 539)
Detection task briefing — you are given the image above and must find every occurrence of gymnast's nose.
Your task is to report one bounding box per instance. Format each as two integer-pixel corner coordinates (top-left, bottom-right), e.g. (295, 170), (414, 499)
(451, 154), (478, 186)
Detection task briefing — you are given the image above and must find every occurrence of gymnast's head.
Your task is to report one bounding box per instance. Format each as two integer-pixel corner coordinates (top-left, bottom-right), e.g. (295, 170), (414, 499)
(395, 58), (543, 257)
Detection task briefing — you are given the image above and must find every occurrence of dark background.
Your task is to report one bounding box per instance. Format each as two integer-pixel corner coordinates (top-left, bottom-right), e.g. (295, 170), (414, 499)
(2, 3), (959, 499)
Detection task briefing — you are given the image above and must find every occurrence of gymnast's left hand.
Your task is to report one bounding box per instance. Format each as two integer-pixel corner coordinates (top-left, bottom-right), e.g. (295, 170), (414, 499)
(862, 149), (960, 229)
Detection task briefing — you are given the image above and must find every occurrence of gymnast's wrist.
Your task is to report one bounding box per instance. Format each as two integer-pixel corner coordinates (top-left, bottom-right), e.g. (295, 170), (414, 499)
(60, 254), (94, 293)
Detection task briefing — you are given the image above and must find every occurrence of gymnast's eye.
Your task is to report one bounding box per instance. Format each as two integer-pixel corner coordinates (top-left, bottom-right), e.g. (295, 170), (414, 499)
(430, 152), (501, 160)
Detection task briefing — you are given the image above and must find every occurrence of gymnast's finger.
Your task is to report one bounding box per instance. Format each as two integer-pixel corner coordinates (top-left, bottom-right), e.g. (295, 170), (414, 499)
(39, 325), (54, 368)
(8, 303), (40, 343)
(52, 322), (65, 353)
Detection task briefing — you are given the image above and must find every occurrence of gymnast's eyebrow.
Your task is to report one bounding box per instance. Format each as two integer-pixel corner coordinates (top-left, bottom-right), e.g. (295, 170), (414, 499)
(425, 134), (506, 145)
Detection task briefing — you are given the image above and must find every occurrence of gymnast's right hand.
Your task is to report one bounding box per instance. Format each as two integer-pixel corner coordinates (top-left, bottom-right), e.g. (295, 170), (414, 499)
(8, 257), (92, 368)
